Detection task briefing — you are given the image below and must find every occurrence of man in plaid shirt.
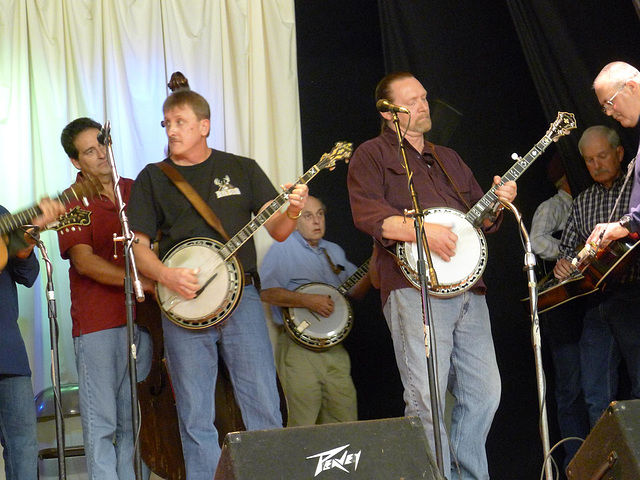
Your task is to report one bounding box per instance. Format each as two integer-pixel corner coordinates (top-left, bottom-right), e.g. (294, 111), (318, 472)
(554, 125), (640, 430)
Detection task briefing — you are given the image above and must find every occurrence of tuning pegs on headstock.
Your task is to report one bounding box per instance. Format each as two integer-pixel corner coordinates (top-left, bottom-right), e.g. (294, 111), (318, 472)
(168, 72), (190, 93)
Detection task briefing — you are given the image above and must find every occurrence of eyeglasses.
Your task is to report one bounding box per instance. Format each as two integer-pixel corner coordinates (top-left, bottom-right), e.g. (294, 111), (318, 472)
(601, 82), (628, 113)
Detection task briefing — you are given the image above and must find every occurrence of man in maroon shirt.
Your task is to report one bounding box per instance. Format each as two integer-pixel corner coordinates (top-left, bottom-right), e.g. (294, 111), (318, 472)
(58, 117), (154, 480)
(348, 72), (516, 480)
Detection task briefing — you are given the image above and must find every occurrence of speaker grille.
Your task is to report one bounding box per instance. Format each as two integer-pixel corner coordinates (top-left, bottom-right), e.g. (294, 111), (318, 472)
(215, 416), (444, 479)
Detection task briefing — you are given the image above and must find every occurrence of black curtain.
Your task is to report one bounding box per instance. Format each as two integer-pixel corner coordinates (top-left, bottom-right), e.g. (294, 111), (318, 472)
(295, 1), (640, 478)
(506, 0), (640, 195)
(375, 1), (640, 478)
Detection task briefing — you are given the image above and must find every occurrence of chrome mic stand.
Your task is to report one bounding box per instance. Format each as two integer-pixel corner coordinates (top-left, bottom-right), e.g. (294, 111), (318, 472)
(23, 225), (67, 479)
(98, 121), (146, 480)
(500, 199), (553, 480)
(390, 112), (445, 476)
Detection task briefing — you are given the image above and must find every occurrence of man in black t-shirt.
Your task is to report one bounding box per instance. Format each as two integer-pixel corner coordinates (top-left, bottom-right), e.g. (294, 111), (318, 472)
(128, 88), (308, 478)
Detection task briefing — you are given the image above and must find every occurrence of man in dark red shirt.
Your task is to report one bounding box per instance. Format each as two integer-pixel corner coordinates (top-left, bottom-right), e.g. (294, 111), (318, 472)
(58, 117), (154, 480)
(348, 72), (517, 480)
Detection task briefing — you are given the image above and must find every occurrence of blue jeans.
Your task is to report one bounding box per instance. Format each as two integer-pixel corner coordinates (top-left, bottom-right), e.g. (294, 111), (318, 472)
(541, 302), (590, 467)
(580, 282), (640, 427)
(162, 286), (282, 480)
(0, 375), (38, 480)
(384, 289), (500, 480)
(74, 325), (152, 480)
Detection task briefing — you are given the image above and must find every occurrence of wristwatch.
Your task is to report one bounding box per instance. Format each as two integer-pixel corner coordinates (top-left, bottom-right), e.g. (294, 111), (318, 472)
(619, 215), (633, 233)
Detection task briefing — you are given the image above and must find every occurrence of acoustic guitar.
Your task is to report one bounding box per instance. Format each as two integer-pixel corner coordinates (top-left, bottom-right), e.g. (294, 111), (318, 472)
(526, 234), (640, 313)
(0, 176), (102, 271)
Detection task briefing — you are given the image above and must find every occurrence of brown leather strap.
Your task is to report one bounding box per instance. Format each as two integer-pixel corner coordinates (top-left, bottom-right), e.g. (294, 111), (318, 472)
(426, 141), (472, 212)
(155, 161), (231, 242)
(322, 248), (344, 275)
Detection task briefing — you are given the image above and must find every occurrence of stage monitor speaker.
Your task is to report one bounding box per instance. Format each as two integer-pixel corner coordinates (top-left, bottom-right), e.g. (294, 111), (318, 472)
(214, 416), (444, 480)
(567, 400), (640, 479)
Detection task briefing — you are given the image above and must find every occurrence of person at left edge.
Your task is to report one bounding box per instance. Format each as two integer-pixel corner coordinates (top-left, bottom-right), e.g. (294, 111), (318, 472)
(126, 88), (308, 479)
(57, 117), (154, 480)
(1, 197), (65, 480)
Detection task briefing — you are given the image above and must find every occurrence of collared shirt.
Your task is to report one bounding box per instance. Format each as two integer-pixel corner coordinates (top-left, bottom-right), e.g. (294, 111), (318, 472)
(347, 126), (501, 305)
(559, 175), (631, 259)
(260, 230), (357, 325)
(531, 189), (572, 261)
(559, 174), (639, 283)
(57, 174), (134, 337)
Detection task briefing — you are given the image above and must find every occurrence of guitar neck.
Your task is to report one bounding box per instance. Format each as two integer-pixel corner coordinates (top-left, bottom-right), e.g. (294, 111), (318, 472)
(0, 207), (42, 236)
(465, 134), (554, 226)
(338, 257), (371, 295)
(0, 187), (93, 236)
(219, 166), (323, 260)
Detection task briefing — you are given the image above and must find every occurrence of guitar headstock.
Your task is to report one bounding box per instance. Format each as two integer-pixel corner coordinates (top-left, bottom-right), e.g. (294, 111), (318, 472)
(317, 142), (354, 171)
(168, 71), (190, 93)
(547, 112), (577, 142)
(47, 206), (92, 231)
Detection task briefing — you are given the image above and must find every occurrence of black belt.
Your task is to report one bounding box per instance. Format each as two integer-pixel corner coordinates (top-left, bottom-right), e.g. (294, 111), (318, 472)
(244, 272), (261, 290)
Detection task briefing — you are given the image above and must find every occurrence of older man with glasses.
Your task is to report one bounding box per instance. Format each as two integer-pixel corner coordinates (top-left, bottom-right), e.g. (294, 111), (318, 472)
(587, 62), (640, 250)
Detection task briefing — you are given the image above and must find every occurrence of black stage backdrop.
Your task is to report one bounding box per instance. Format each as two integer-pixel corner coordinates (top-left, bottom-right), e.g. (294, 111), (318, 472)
(293, 1), (640, 479)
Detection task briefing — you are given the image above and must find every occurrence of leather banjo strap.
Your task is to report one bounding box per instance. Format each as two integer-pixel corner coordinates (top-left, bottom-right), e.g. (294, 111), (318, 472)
(322, 248), (344, 275)
(426, 141), (472, 212)
(155, 161), (231, 242)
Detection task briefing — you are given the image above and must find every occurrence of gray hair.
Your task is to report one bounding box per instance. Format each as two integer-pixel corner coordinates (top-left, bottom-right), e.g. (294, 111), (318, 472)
(594, 61), (640, 89)
(578, 125), (620, 155)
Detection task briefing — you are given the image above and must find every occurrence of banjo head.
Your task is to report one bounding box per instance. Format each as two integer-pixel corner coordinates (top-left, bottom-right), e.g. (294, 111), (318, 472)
(283, 283), (354, 350)
(397, 207), (487, 296)
(156, 237), (243, 329)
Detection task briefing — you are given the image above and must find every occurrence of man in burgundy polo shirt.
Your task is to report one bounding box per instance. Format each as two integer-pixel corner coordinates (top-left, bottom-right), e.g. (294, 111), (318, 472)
(348, 72), (517, 480)
(58, 117), (154, 480)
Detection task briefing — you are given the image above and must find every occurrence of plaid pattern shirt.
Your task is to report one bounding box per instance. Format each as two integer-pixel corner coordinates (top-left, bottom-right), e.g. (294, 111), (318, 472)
(559, 174), (639, 282)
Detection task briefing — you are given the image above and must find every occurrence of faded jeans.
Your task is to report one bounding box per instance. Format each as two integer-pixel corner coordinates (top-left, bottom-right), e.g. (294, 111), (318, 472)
(0, 374), (38, 480)
(74, 325), (152, 480)
(384, 288), (501, 480)
(162, 286), (282, 479)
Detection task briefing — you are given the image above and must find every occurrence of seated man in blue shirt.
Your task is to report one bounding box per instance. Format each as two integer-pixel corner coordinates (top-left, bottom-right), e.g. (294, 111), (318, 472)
(260, 196), (370, 426)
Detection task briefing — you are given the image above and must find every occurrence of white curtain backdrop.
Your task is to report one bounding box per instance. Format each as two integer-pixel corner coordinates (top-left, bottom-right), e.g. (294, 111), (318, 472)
(0, 0), (301, 395)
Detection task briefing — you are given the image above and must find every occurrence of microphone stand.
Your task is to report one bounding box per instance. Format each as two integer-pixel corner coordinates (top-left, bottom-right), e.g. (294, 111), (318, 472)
(390, 113), (445, 475)
(500, 200), (553, 480)
(98, 121), (146, 480)
(23, 226), (67, 479)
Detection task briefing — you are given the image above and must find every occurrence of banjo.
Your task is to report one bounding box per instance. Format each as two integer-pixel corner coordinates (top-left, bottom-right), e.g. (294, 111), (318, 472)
(156, 142), (353, 329)
(396, 112), (577, 296)
(283, 258), (370, 350)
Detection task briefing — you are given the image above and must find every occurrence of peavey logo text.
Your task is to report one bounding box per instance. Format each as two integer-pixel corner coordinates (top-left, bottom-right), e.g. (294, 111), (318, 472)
(306, 444), (362, 476)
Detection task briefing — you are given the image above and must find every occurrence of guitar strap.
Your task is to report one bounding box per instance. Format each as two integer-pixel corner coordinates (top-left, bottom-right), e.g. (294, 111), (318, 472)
(426, 141), (472, 212)
(155, 162), (231, 242)
(378, 142), (473, 272)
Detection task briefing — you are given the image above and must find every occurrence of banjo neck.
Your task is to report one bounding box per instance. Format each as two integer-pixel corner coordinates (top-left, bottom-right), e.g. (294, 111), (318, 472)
(337, 257), (371, 295)
(465, 134), (553, 227)
(465, 111), (576, 227)
(217, 142), (353, 262)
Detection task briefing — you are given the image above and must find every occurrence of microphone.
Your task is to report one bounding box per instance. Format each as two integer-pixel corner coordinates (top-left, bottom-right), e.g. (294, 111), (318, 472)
(376, 99), (410, 114)
(97, 121), (111, 145)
